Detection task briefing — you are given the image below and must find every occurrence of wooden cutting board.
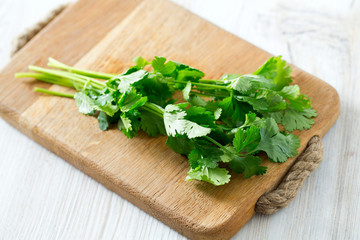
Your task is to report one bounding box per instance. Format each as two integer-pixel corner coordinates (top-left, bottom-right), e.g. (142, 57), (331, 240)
(0, 0), (340, 239)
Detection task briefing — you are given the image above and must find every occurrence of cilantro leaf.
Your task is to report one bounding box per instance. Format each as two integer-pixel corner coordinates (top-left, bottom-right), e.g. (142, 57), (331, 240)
(97, 111), (110, 131)
(233, 126), (261, 153)
(282, 107), (317, 131)
(188, 149), (219, 168)
(137, 72), (174, 107)
(218, 95), (252, 127)
(152, 56), (176, 75)
(176, 68), (204, 82)
(188, 95), (207, 107)
(118, 111), (141, 138)
(117, 70), (148, 93)
(188, 140), (224, 168)
(140, 110), (166, 137)
(183, 105), (217, 128)
(94, 93), (119, 117)
(236, 89), (287, 112)
(118, 88), (147, 112)
(229, 156), (267, 178)
(279, 85), (311, 111)
(253, 56), (292, 90)
(172, 61), (204, 82)
(166, 135), (194, 155)
(164, 104), (211, 139)
(74, 92), (96, 115)
(256, 118), (300, 162)
(228, 75), (252, 93)
(186, 166), (230, 186)
(133, 56), (149, 69)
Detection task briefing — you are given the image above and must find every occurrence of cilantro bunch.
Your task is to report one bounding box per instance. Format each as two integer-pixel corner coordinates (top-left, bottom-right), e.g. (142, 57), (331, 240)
(16, 56), (316, 186)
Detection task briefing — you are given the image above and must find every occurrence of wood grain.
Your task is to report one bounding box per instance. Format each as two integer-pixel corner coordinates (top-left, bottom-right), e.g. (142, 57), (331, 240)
(0, 0), (346, 239)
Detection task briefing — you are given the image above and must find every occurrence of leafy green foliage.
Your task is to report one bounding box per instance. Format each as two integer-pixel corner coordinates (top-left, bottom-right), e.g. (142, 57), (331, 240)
(98, 111), (110, 131)
(117, 69), (149, 93)
(136, 72), (174, 107)
(140, 110), (166, 137)
(118, 110), (141, 138)
(218, 94), (252, 127)
(152, 56), (176, 75)
(229, 156), (267, 178)
(186, 166), (230, 186)
(233, 126), (260, 153)
(256, 118), (300, 162)
(279, 85), (311, 111)
(23, 55), (317, 186)
(133, 56), (149, 69)
(188, 140), (224, 168)
(253, 56), (292, 90)
(166, 136), (194, 155)
(118, 87), (147, 112)
(163, 104), (211, 139)
(281, 107), (317, 131)
(74, 92), (96, 115)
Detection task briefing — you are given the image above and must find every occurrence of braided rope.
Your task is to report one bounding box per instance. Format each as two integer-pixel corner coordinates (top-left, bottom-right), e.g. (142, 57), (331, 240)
(11, 4), (68, 57)
(255, 136), (324, 214)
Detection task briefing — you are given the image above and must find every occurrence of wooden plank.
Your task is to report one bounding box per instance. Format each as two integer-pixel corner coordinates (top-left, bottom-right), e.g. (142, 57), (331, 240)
(0, 0), (340, 239)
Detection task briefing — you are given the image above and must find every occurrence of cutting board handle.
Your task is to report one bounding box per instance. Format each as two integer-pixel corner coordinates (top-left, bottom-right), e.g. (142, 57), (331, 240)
(11, 4), (68, 57)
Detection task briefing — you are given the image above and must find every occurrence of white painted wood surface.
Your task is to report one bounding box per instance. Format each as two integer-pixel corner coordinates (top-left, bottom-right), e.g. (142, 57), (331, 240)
(0, 0), (359, 239)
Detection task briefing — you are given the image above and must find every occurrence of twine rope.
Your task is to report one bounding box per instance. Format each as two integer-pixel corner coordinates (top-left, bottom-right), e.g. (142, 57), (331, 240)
(11, 5), (325, 215)
(255, 136), (324, 214)
(11, 4), (68, 57)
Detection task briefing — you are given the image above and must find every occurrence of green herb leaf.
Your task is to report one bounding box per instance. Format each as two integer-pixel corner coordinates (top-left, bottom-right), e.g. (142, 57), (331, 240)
(166, 135), (194, 155)
(118, 88), (147, 112)
(256, 118), (300, 162)
(117, 70), (148, 93)
(164, 104), (211, 139)
(233, 126), (261, 153)
(253, 56), (292, 90)
(97, 111), (110, 131)
(140, 110), (166, 137)
(152, 56), (176, 75)
(74, 92), (96, 115)
(133, 56), (149, 69)
(229, 156), (267, 178)
(118, 111), (141, 138)
(282, 107), (317, 131)
(186, 166), (231, 186)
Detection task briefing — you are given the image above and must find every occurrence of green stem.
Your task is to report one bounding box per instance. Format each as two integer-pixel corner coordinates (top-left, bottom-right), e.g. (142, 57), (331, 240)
(29, 66), (106, 90)
(48, 58), (115, 80)
(203, 136), (232, 154)
(34, 87), (74, 98)
(198, 79), (223, 83)
(189, 91), (228, 98)
(175, 80), (229, 90)
(141, 102), (164, 118)
(140, 106), (162, 118)
(15, 72), (74, 88)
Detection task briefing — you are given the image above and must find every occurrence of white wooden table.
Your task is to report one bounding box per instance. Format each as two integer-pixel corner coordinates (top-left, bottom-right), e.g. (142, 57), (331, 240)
(0, 0), (359, 239)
